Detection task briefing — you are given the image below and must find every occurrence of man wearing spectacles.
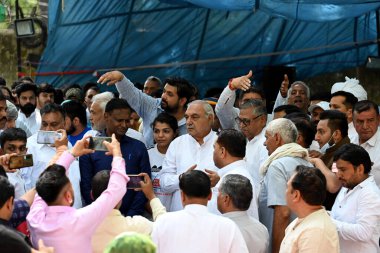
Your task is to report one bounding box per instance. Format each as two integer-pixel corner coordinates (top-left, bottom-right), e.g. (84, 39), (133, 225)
(235, 99), (268, 196)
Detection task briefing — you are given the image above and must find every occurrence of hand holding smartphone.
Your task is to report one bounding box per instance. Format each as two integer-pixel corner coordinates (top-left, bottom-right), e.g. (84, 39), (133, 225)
(9, 154), (34, 169)
(127, 175), (144, 189)
(88, 137), (112, 151)
(37, 131), (63, 144)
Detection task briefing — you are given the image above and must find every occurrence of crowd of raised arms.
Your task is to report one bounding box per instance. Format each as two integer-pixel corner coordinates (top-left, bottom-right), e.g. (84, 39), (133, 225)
(0, 71), (379, 253)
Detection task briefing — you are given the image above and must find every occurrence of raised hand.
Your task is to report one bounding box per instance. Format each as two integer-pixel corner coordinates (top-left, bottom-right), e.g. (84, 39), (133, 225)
(280, 74), (289, 98)
(135, 173), (156, 201)
(97, 71), (124, 86)
(230, 70), (253, 91)
(70, 135), (95, 157)
(103, 134), (122, 157)
(205, 169), (220, 187)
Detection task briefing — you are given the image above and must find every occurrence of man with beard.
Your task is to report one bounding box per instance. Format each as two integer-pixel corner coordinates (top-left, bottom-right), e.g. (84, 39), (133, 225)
(98, 71), (193, 147)
(15, 83), (41, 134)
(79, 98), (151, 216)
(61, 100), (90, 146)
(36, 83), (55, 110)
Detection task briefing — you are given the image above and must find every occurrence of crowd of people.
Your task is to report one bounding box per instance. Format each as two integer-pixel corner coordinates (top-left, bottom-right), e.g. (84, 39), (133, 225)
(0, 71), (379, 253)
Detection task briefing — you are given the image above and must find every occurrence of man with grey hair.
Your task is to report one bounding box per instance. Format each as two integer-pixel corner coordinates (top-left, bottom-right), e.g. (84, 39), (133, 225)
(3, 100), (32, 137)
(218, 174), (269, 253)
(160, 100), (218, 211)
(87, 91), (145, 145)
(259, 118), (311, 253)
(236, 99), (268, 194)
(274, 76), (311, 114)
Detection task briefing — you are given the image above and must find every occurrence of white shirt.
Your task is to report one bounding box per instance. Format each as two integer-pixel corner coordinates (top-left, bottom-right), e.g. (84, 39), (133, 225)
(160, 131), (218, 211)
(208, 160), (258, 219)
(351, 129), (380, 187)
(245, 128), (268, 197)
(148, 144), (172, 210)
(331, 176), (380, 253)
(152, 204), (249, 253)
(86, 129), (146, 147)
(16, 109), (41, 136)
(223, 211), (269, 253)
(347, 121), (357, 141)
(23, 133), (82, 208)
(7, 171), (26, 198)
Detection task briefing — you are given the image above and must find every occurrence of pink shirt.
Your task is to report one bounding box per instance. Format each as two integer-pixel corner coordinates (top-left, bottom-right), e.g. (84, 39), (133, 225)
(27, 151), (129, 253)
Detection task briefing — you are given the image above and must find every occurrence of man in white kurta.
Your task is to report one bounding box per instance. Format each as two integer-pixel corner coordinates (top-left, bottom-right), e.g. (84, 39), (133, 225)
(218, 174), (269, 253)
(160, 100), (218, 211)
(152, 170), (248, 253)
(208, 129), (258, 219)
(330, 143), (380, 253)
(22, 104), (82, 208)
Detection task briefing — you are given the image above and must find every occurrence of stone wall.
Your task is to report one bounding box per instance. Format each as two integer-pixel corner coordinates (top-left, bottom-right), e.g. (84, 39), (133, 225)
(0, 28), (42, 87)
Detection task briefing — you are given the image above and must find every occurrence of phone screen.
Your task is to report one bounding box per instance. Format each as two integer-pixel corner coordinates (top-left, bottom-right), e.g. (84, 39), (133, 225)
(9, 154), (34, 169)
(37, 131), (62, 144)
(127, 175), (144, 189)
(89, 137), (112, 151)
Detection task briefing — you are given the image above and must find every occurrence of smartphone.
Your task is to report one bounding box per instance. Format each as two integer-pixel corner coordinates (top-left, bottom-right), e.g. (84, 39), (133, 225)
(127, 175), (144, 189)
(37, 131), (62, 144)
(89, 137), (112, 151)
(9, 154), (34, 169)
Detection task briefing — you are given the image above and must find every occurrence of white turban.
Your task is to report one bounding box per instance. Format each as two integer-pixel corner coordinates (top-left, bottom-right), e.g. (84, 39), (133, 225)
(331, 76), (367, 101)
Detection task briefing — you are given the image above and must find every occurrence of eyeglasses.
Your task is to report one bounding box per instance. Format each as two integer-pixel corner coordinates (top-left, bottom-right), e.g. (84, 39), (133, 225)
(235, 114), (263, 127)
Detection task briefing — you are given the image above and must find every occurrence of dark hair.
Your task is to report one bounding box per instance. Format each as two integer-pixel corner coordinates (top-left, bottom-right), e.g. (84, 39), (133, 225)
(333, 144), (372, 174)
(331, 91), (358, 109)
(217, 129), (247, 158)
(37, 83), (55, 95)
(105, 98), (132, 114)
(273, 104), (302, 115)
(319, 110), (348, 138)
(146, 76), (162, 87)
(18, 76), (34, 83)
(83, 82), (99, 95)
(91, 170), (110, 200)
(54, 89), (64, 105)
(11, 81), (23, 91)
(220, 174), (252, 210)
(36, 164), (70, 204)
(40, 103), (66, 119)
(293, 118), (315, 148)
(238, 86), (266, 101)
(179, 170), (210, 198)
(0, 176), (14, 208)
(0, 128), (27, 149)
(15, 83), (38, 97)
(152, 113), (178, 134)
(284, 112), (310, 121)
(164, 77), (194, 106)
(0, 86), (13, 101)
(0, 90), (6, 102)
(0, 77), (6, 86)
(151, 88), (163, 98)
(353, 100), (379, 115)
(204, 87), (223, 99)
(292, 166), (326, 205)
(310, 92), (331, 102)
(0, 166), (7, 178)
(61, 100), (87, 127)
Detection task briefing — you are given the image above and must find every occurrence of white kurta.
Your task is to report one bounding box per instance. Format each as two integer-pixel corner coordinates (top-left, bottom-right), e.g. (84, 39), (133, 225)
(23, 133), (82, 208)
(16, 109), (41, 136)
(160, 131), (218, 211)
(152, 204), (248, 253)
(207, 160), (258, 219)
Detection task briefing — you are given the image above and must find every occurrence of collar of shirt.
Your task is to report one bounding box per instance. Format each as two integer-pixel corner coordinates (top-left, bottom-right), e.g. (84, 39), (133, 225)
(189, 130), (215, 146)
(222, 210), (248, 219)
(218, 160), (246, 178)
(46, 205), (75, 215)
(184, 204), (208, 214)
(18, 109), (37, 119)
(365, 129), (380, 148)
(0, 218), (9, 226)
(343, 176), (375, 197)
(178, 117), (186, 127)
(247, 127), (266, 145)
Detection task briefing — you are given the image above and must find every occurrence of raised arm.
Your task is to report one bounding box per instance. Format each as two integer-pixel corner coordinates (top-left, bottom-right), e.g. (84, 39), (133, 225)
(310, 158), (341, 193)
(98, 71), (159, 119)
(215, 71), (252, 130)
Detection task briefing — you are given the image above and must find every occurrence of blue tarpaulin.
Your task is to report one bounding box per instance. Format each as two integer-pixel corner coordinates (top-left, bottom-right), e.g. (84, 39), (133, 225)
(36, 0), (380, 95)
